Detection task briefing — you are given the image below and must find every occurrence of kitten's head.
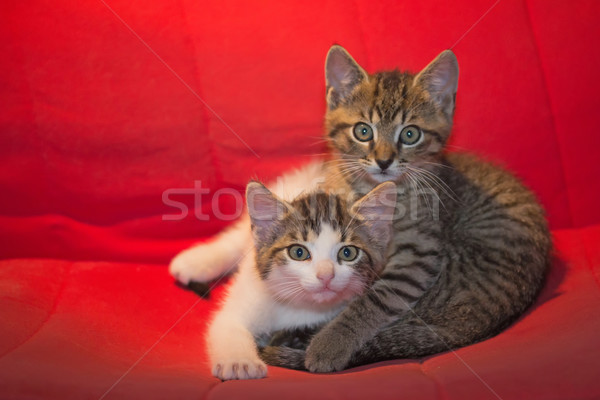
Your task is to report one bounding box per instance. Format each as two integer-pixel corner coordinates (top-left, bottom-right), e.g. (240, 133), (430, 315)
(246, 181), (397, 307)
(324, 45), (458, 188)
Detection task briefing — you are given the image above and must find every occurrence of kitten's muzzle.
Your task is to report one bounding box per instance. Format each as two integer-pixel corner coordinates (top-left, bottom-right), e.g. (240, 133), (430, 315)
(316, 260), (335, 288)
(376, 158), (394, 171)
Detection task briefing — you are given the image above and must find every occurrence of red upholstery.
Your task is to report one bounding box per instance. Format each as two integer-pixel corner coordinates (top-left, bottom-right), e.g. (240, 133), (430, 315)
(2, 0), (599, 398)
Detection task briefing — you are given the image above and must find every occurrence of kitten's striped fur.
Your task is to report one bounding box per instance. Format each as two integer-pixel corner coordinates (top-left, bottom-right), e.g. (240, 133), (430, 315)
(260, 46), (551, 372)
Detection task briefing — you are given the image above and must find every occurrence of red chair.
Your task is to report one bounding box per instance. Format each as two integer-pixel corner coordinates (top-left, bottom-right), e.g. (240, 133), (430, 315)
(2, 1), (599, 398)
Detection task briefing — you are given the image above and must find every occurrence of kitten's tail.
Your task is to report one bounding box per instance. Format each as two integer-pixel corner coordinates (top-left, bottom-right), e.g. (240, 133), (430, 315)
(259, 346), (308, 371)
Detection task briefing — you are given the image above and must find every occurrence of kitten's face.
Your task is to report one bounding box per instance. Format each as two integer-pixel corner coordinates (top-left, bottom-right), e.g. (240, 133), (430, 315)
(263, 222), (370, 306)
(324, 46), (459, 189)
(247, 182), (396, 308)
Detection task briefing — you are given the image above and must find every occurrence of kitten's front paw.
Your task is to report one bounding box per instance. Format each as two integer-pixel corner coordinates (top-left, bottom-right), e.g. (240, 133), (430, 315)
(169, 243), (232, 285)
(305, 329), (354, 373)
(212, 357), (267, 380)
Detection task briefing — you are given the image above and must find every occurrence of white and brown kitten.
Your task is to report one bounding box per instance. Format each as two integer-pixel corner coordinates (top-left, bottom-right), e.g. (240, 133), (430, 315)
(206, 181), (396, 380)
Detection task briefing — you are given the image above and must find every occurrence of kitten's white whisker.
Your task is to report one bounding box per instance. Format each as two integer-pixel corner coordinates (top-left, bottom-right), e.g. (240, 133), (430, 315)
(346, 168), (367, 186)
(407, 170), (434, 216)
(409, 169), (446, 213)
(297, 153), (332, 159)
(409, 165), (461, 203)
(407, 166), (449, 199)
(405, 172), (421, 212)
(415, 173), (449, 211)
(421, 161), (455, 170)
(273, 286), (306, 304)
(283, 287), (309, 305)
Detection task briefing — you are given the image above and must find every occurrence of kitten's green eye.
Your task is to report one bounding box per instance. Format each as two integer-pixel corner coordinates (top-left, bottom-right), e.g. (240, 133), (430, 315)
(399, 125), (422, 146)
(338, 245), (359, 262)
(288, 245), (311, 261)
(353, 123), (374, 142)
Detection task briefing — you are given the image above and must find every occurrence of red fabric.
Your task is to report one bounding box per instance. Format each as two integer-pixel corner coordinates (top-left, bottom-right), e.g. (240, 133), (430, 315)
(1, 0), (599, 398)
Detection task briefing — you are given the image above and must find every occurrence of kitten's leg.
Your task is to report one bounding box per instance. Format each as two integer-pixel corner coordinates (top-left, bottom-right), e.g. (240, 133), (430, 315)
(300, 279), (401, 372)
(206, 257), (269, 380)
(169, 216), (251, 285)
(263, 321), (449, 371)
(208, 310), (267, 380)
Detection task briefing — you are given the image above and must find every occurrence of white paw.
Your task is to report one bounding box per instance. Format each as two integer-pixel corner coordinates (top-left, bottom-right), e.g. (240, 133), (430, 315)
(212, 357), (267, 380)
(169, 243), (234, 285)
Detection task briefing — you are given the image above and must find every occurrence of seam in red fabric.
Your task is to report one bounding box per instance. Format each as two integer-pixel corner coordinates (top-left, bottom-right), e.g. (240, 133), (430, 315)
(522, 0), (575, 229)
(201, 380), (229, 400)
(577, 227), (600, 293)
(420, 361), (451, 400)
(177, 0), (224, 185)
(0, 260), (73, 360)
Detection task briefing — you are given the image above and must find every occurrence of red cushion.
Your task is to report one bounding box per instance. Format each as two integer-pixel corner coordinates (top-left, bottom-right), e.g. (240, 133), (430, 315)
(2, 0), (600, 398)
(1, 227), (599, 399)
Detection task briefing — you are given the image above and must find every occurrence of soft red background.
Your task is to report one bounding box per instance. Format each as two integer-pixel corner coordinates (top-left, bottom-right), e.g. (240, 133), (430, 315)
(1, 0), (600, 399)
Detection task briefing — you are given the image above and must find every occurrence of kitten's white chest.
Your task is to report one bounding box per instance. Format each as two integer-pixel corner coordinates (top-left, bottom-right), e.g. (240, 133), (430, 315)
(269, 302), (345, 331)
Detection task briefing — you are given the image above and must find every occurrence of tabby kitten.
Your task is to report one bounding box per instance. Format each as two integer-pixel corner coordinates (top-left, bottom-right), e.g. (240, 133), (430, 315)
(260, 46), (552, 372)
(206, 181), (396, 379)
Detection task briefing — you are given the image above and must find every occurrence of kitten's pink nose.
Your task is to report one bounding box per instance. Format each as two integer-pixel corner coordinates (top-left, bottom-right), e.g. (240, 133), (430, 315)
(316, 260), (335, 287)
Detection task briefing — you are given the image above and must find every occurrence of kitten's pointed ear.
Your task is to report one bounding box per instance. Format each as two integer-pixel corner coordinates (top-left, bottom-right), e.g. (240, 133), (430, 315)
(351, 182), (397, 245)
(325, 45), (368, 109)
(414, 50), (459, 116)
(246, 182), (289, 243)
